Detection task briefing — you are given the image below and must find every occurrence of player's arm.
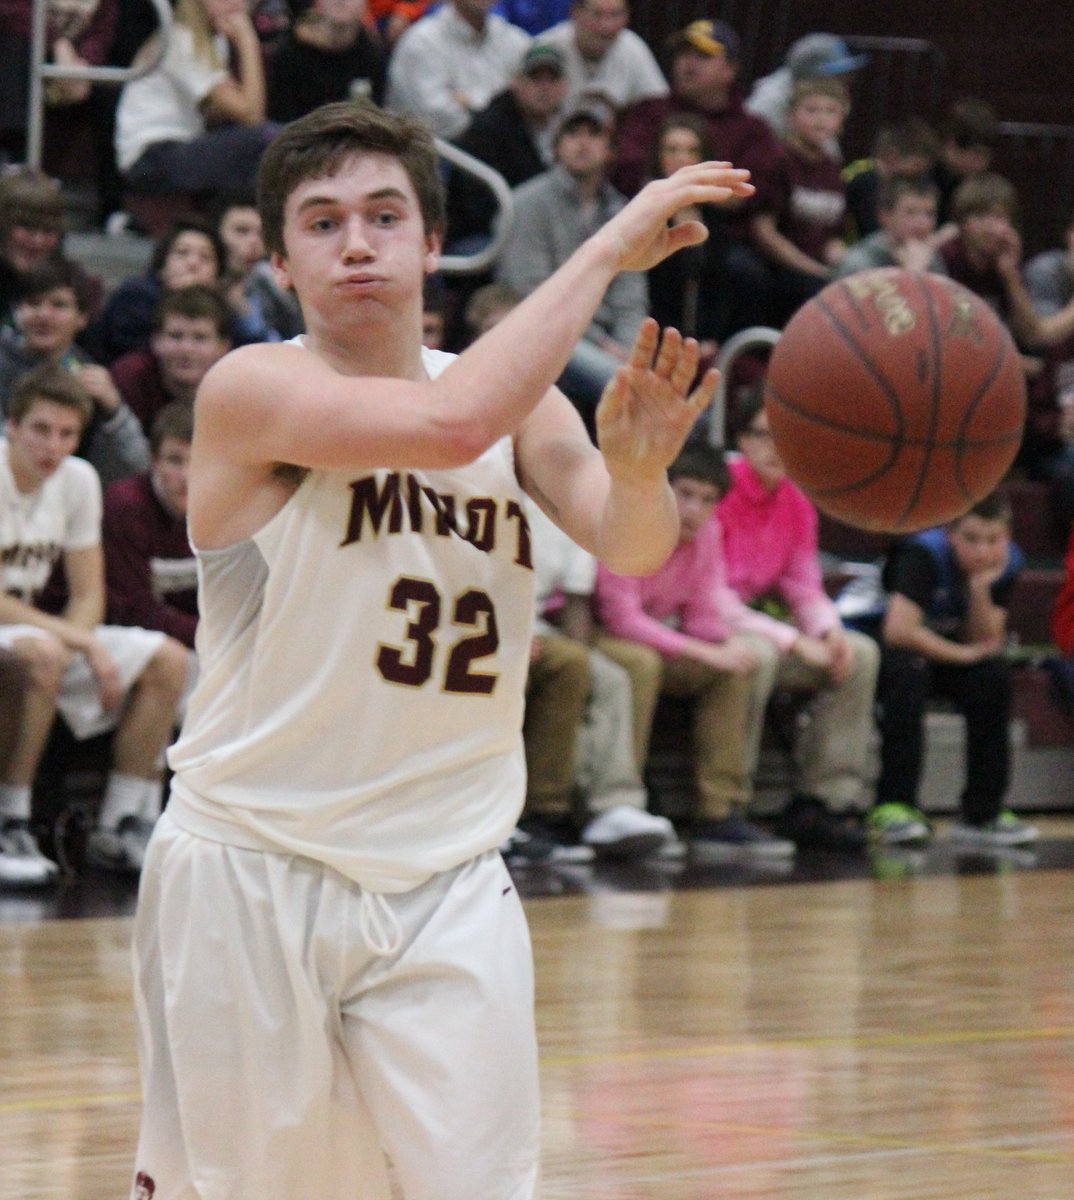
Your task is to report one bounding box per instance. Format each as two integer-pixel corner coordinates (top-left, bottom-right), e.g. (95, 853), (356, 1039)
(195, 163), (754, 479)
(516, 321), (715, 576)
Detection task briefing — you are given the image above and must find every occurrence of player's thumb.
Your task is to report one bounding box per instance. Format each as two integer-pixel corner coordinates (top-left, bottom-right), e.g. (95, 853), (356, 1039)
(666, 221), (709, 253)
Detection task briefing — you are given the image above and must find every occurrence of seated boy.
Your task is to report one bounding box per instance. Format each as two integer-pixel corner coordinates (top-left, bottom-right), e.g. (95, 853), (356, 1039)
(0, 365), (189, 885)
(870, 493), (1038, 848)
(835, 174), (948, 278)
(718, 394), (879, 849)
(750, 76), (850, 323)
(594, 443), (796, 859)
(842, 117), (939, 241)
(0, 256), (150, 485)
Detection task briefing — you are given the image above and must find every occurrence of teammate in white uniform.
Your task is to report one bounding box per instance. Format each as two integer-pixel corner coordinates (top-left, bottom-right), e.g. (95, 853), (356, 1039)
(129, 100), (753, 1200)
(0, 365), (189, 887)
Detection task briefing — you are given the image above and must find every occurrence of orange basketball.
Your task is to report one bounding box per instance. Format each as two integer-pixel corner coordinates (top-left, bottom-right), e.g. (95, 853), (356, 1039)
(762, 268), (1026, 532)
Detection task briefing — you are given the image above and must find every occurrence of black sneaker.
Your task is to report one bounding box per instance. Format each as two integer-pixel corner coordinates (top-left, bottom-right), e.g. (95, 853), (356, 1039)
(689, 814), (796, 859)
(519, 815), (595, 864)
(777, 794), (867, 851)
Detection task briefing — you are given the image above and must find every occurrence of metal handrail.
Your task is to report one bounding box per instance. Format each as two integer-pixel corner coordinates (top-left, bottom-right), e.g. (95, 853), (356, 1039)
(434, 140), (514, 275)
(25, 0), (174, 169)
(709, 326), (781, 449)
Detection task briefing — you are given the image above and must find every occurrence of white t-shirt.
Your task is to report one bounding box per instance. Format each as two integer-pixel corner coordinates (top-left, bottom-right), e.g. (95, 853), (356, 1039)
(0, 440), (101, 604)
(167, 347), (538, 894)
(114, 26), (229, 172)
(525, 497), (595, 634)
(536, 21), (669, 109)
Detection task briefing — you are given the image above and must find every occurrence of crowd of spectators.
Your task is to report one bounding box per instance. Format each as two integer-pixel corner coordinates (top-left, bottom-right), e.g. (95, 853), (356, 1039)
(2, 0), (1071, 883)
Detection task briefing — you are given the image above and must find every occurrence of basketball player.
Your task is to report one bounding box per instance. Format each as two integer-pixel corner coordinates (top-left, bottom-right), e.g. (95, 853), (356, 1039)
(128, 100), (753, 1200)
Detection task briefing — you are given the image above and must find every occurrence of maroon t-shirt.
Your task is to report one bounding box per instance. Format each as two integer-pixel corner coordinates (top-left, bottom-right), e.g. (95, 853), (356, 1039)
(939, 235), (1010, 319)
(109, 351), (175, 437)
(756, 145), (846, 263)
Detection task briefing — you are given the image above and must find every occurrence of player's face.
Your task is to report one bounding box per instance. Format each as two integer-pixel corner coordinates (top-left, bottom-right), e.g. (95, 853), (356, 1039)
(151, 315), (231, 391)
(218, 206), (265, 272)
(152, 435), (191, 516)
(160, 232), (220, 289)
(671, 476), (721, 542)
(671, 48), (737, 105)
(883, 193), (937, 244)
(573, 0), (628, 61)
(15, 286), (87, 356)
(948, 515), (1009, 576)
(273, 153), (441, 332)
(5, 398), (83, 488)
(737, 409), (784, 488)
(787, 94), (847, 149)
(658, 126), (703, 177)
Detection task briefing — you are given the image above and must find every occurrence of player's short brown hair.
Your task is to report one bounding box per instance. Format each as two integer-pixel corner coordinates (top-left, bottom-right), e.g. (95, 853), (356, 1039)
(789, 77), (850, 110)
(950, 172), (1019, 225)
(0, 167), (65, 238)
(257, 101), (446, 257)
(153, 283), (233, 338)
(877, 173), (939, 213)
(6, 362), (93, 429)
(954, 491), (1013, 527)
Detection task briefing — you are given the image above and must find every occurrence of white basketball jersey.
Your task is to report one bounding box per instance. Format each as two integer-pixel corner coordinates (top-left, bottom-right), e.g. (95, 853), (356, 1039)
(167, 348), (537, 893)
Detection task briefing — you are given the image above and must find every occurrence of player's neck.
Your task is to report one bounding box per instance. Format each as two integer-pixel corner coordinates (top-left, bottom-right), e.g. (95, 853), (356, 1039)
(305, 316), (429, 381)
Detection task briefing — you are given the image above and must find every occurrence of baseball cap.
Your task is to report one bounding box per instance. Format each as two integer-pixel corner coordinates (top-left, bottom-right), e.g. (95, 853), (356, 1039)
(667, 19), (742, 63)
(787, 33), (869, 80)
(554, 95), (617, 139)
(519, 43), (567, 77)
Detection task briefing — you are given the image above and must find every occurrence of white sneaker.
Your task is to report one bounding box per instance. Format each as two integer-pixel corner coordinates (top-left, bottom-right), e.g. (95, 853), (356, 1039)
(950, 810), (1039, 848)
(0, 819), (61, 887)
(85, 815), (155, 874)
(581, 805), (677, 860)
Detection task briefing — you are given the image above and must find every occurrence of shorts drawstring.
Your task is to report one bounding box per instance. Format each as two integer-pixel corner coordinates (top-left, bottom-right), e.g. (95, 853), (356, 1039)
(358, 890), (403, 958)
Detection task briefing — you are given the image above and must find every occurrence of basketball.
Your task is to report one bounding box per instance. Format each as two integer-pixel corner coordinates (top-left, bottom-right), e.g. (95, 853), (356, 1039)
(762, 268), (1027, 532)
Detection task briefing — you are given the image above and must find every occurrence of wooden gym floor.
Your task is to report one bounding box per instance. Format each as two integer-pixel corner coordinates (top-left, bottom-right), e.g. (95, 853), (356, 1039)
(2, 818), (1073, 1198)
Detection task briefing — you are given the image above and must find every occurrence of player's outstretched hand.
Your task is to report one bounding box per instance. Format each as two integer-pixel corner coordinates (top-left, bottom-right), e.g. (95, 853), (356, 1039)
(596, 319), (717, 482)
(602, 161), (753, 273)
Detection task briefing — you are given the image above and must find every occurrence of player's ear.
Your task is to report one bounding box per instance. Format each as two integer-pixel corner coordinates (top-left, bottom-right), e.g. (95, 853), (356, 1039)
(423, 229), (442, 275)
(270, 250), (292, 292)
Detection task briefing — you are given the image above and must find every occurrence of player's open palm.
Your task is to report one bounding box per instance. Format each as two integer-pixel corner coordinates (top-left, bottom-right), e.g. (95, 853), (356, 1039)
(596, 320), (717, 481)
(607, 162), (753, 273)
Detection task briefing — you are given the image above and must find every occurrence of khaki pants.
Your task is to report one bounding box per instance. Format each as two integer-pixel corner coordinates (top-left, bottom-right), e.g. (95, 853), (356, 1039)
(595, 635), (754, 820)
(738, 630), (880, 810)
(523, 632), (590, 813)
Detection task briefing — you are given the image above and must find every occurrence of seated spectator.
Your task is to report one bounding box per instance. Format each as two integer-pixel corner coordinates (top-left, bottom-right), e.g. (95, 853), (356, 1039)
(103, 401), (197, 648)
(932, 96), (1000, 231)
(718, 394), (879, 850)
(834, 174), (948, 278)
(212, 194), (302, 343)
(1025, 209), (1074, 320)
(0, 167), (68, 333)
(0, 257), (149, 486)
(266, 0), (386, 123)
(109, 284), (233, 435)
(745, 31), (868, 144)
(843, 117), (939, 241)
(594, 443), (797, 859)
(534, 0), (667, 110)
(0, 0), (117, 162)
(496, 96), (647, 434)
(0, 366), (189, 885)
(493, 0), (569, 35)
(445, 42), (569, 251)
(463, 281), (523, 341)
(644, 114), (728, 361)
(870, 493), (1038, 848)
(516, 497), (676, 863)
(612, 18), (783, 335)
(385, 0), (530, 138)
(1052, 520), (1074, 656)
(86, 217), (226, 364)
(114, 0), (278, 199)
(750, 76), (850, 324)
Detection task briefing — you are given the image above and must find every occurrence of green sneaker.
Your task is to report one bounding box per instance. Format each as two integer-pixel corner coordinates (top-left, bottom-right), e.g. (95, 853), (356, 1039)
(866, 803), (932, 846)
